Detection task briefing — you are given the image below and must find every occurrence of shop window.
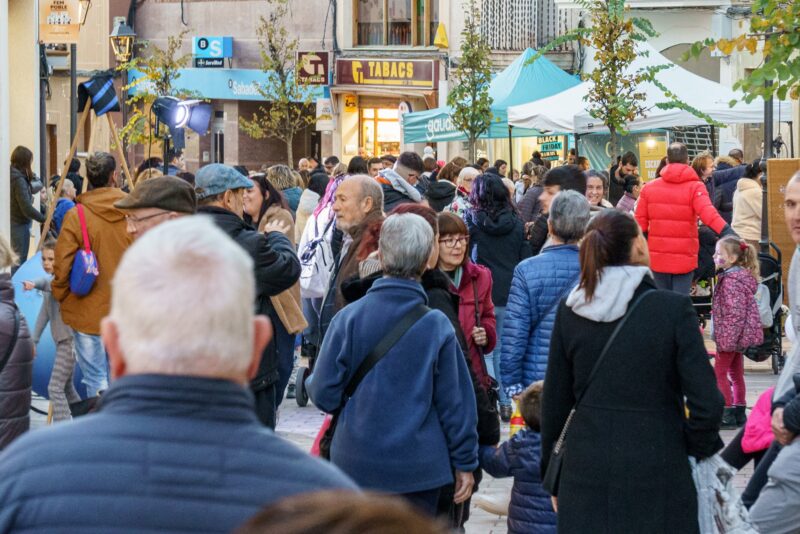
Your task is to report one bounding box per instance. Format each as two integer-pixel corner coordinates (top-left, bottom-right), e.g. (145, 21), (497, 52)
(360, 107), (400, 157)
(356, 0), (438, 46)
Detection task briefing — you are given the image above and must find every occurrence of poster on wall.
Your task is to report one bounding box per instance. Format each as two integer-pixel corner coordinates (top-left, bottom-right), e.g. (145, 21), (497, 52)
(637, 137), (668, 182)
(39, 0), (81, 44)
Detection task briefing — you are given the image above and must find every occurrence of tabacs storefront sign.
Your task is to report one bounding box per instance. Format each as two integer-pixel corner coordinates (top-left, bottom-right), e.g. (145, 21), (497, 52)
(335, 59), (437, 90)
(297, 52), (330, 85)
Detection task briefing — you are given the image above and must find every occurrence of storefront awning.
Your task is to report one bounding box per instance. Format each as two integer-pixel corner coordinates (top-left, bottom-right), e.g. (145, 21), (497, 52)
(128, 68), (326, 102)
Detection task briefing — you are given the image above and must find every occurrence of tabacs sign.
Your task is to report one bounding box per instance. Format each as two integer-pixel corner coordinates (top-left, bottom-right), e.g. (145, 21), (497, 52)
(297, 52), (330, 85)
(335, 59), (437, 89)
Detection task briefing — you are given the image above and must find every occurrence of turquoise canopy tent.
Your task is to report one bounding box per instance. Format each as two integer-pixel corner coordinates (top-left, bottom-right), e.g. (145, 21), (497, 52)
(402, 48), (580, 144)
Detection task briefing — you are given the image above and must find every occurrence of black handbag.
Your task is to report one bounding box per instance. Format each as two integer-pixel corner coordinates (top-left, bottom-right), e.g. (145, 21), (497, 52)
(319, 303), (429, 460)
(472, 281), (501, 445)
(542, 291), (652, 494)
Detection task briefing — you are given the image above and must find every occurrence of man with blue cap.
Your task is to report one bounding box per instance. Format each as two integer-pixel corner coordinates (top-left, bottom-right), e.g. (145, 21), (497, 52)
(196, 164), (301, 428)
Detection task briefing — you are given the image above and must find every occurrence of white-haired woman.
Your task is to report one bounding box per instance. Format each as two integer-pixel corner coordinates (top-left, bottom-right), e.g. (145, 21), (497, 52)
(447, 167), (479, 218)
(308, 213), (479, 516)
(0, 235), (34, 449)
(501, 191), (590, 400)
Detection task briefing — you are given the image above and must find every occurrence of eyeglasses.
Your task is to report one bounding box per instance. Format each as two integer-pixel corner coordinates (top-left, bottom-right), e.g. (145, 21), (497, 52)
(125, 211), (170, 225)
(439, 236), (468, 248)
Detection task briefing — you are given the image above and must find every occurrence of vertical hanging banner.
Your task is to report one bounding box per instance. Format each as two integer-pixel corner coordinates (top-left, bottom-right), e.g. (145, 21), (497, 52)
(40, 0), (81, 44)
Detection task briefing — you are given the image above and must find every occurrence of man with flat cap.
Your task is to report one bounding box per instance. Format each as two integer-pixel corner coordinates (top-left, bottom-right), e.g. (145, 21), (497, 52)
(195, 163), (301, 428)
(114, 176), (197, 240)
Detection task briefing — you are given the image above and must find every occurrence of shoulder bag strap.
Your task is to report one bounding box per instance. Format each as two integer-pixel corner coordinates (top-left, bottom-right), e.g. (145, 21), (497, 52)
(0, 308), (21, 377)
(552, 290), (652, 454)
(343, 302), (429, 398)
(76, 204), (91, 253)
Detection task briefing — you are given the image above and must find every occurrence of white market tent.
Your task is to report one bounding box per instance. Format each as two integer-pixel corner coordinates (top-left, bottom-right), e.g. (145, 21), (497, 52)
(507, 42), (784, 134)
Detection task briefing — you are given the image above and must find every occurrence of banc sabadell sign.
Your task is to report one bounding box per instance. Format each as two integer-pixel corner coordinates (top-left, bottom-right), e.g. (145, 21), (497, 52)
(128, 69), (324, 102)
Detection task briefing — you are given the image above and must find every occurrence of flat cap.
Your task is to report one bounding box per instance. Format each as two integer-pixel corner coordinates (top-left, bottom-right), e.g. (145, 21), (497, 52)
(115, 176), (197, 214)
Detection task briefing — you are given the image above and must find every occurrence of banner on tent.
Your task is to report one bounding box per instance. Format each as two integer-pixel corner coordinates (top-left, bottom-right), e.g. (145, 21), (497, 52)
(537, 136), (563, 160)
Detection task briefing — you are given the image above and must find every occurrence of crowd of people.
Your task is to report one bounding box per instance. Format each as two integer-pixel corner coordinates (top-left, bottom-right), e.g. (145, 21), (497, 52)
(0, 139), (798, 533)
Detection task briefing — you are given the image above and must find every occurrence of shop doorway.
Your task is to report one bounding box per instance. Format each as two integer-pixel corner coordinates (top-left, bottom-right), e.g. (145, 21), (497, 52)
(360, 107), (400, 157)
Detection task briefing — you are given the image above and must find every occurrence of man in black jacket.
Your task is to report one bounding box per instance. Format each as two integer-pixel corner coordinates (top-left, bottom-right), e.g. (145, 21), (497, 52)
(196, 164), (300, 428)
(526, 165), (587, 256)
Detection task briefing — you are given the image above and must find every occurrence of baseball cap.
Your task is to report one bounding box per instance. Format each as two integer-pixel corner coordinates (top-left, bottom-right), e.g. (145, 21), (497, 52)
(194, 164), (253, 200)
(115, 176), (197, 214)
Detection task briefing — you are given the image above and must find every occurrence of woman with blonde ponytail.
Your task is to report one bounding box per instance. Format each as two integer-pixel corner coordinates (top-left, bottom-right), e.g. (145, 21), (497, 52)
(541, 210), (723, 533)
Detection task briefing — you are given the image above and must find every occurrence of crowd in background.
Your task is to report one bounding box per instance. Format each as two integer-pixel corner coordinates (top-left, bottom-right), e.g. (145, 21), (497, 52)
(1, 138), (799, 534)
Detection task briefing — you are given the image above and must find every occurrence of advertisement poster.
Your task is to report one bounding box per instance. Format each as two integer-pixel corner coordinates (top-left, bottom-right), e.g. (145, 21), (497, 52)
(637, 137), (668, 181)
(40, 0), (80, 44)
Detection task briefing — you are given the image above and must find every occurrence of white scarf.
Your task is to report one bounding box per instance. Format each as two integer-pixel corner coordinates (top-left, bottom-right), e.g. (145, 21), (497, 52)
(566, 265), (651, 322)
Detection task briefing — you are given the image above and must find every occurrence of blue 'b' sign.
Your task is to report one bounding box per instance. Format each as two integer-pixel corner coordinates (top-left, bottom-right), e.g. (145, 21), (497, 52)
(193, 36), (233, 59)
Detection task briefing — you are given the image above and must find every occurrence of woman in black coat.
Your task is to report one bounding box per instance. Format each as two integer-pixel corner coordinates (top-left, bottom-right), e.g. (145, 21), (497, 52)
(541, 210), (723, 534)
(0, 237), (34, 449)
(9, 146), (45, 271)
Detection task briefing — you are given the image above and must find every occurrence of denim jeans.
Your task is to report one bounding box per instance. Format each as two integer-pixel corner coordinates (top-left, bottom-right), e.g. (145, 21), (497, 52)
(302, 297), (322, 346)
(485, 305), (511, 407)
(10, 221), (31, 275)
(72, 329), (109, 397)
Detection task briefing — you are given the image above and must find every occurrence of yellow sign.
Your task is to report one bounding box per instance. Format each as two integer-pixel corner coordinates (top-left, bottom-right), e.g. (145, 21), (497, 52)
(433, 23), (449, 49)
(344, 94), (358, 113)
(638, 138), (667, 182)
(39, 0), (81, 44)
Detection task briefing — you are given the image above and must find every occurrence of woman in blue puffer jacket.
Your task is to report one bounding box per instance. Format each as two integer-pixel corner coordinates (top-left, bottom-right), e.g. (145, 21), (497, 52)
(500, 191), (590, 398)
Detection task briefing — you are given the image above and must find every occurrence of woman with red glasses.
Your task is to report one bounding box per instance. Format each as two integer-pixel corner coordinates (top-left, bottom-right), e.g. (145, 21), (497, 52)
(437, 212), (498, 408)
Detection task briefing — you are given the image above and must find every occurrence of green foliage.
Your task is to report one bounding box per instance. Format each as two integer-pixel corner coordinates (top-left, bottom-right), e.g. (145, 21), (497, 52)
(531, 0), (716, 159)
(238, 0), (316, 167)
(117, 29), (195, 148)
(684, 0), (800, 103)
(447, 0), (493, 161)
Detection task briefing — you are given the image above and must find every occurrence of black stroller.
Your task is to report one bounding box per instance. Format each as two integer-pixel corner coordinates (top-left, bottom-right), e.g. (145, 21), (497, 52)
(691, 226), (717, 328)
(744, 242), (786, 374)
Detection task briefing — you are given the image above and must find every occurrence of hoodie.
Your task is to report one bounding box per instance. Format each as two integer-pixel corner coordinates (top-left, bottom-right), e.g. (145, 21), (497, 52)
(466, 208), (531, 306)
(635, 163), (728, 275)
(731, 177), (762, 242)
(566, 265), (651, 322)
(424, 180), (457, 212)
(377, 169), (421, 212)
(52, 188), (132, 335)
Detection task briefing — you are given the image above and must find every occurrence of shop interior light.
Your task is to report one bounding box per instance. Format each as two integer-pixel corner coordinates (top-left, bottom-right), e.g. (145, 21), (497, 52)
(646, 136), (657, 149)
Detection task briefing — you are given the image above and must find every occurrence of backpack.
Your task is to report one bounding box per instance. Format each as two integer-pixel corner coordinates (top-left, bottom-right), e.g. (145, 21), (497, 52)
(754, 283), (773, 328)
(299, 208), (335, 299)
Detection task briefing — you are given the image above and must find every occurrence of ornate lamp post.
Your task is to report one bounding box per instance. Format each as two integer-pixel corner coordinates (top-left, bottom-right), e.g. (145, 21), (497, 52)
(109, 18), (136, 151)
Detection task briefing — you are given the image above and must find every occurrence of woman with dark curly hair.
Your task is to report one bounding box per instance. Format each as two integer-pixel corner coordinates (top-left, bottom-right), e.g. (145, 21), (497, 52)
(465, 174), (531, 419)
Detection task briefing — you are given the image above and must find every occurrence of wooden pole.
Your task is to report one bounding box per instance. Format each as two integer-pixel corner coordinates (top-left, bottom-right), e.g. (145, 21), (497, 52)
(106, 114), (134, 190)
(37, 98), (92, 251)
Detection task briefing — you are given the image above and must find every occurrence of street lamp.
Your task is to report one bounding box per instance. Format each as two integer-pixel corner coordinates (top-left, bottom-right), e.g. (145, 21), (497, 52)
(78, 0), (92, 25)
(110, 17), (136, 158)
(109, 18), (136, 63)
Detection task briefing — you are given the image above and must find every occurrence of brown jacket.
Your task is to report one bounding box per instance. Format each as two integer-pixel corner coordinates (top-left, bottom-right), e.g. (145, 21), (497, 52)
(259, 206), (307, 334)
(53, 188), (132, 335)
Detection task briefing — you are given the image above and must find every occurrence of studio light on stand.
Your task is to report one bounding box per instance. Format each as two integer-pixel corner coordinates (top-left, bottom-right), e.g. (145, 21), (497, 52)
(152, 96), (212, 175)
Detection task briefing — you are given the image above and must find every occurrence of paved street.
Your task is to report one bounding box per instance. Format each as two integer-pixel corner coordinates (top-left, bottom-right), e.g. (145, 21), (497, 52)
(28, 352), (781, 534)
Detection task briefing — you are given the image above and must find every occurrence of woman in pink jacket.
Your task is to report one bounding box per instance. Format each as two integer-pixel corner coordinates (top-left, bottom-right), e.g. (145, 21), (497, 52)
(437, 212), (497, 391)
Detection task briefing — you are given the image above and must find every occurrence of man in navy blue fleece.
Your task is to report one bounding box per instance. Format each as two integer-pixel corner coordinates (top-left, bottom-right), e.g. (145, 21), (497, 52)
(0, 217), (356, 533)
(307, 213), (479, 516)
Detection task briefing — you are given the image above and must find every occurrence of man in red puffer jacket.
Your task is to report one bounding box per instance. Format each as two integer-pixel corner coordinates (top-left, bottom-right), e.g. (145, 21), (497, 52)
(635, 142), (736, 295)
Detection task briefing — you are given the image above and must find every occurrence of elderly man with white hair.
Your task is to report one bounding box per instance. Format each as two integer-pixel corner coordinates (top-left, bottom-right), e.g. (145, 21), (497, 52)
(308, 213), (479, 517)
(0, 217), (356, 533)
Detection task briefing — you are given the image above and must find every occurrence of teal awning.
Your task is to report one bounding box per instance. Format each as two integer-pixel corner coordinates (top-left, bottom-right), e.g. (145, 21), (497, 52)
(402, 48), (579, 143)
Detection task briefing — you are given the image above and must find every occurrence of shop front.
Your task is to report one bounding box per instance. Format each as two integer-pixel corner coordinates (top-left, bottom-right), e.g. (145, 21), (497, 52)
(333, 57), (440, 159)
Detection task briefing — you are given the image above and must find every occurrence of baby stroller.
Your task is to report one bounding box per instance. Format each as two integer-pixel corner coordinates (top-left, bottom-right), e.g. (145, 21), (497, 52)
(692, 226), (717, 328)
(744, 242), (785, 375)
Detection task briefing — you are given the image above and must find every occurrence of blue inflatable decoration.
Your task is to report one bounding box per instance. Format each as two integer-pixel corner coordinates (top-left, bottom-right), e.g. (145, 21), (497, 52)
(12, 252), (87, 400)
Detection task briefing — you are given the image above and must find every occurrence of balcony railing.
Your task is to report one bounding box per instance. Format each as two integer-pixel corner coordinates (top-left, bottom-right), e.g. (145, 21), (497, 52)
(480, 0), (579, 52)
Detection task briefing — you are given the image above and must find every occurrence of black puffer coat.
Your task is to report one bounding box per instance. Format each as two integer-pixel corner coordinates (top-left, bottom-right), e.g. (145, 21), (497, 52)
(198, 206), (300, 388)
(0, 274), (34, 450)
